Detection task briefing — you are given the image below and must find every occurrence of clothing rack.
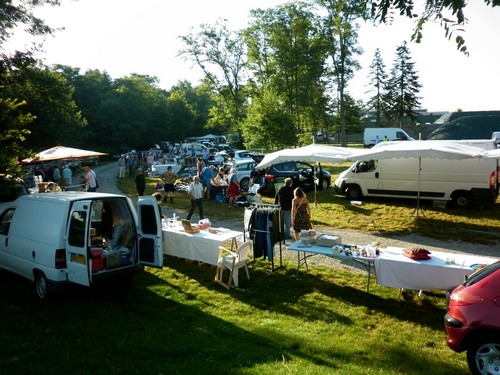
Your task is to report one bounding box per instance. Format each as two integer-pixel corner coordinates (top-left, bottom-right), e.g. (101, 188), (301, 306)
(245, 203), (283, 272)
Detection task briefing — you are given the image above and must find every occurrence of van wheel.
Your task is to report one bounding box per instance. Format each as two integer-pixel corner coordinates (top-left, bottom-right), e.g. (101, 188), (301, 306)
(34, 272), (50, 299)
(451, 191), (470, 208)
(240, 178), (250, 192)
(345, 185), (362, 200)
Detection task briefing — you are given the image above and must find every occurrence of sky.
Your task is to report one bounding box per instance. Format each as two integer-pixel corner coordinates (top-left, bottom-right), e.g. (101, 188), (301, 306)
(4, 0), (500, 113)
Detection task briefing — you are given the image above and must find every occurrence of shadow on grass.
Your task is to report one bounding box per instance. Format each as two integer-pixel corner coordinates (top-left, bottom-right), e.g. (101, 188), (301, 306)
(164, 257), (447, 332)
(0, 261), (468, 375)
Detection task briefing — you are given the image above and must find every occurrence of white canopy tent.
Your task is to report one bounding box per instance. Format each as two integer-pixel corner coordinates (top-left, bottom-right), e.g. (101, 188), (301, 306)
(254, 144), (355, 205)
(255, 144), (355, 171)
(346, 140), (489, 216)
(476, 148), (500, 159)
(21, 146), (108, 164)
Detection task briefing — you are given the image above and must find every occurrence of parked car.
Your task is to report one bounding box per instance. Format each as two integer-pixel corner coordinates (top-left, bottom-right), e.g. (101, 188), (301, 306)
(250, 161), (331, 196)
(207, 151), (230, 166)
(444, 261), (500, 375)
(150, 162), (182, 177)
(224, 158), (258, 191)
(212, 144), (237, 157)
(232, 150), (265, 163)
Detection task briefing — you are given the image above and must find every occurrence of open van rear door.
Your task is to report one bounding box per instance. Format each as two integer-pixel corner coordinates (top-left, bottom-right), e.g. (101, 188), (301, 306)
(137, 196), (163, 268)
(66, 200), (92, 286)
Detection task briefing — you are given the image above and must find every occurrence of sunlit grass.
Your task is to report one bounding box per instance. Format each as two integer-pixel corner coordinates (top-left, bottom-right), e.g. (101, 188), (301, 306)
(117, 162), (500, 244)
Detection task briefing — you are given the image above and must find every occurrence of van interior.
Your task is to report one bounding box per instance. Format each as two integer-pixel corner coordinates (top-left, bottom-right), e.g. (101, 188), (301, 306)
(85, 199), (136, 271)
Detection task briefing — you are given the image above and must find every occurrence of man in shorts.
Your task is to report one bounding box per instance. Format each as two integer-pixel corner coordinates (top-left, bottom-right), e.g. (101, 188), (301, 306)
(160, 166), (179, 203)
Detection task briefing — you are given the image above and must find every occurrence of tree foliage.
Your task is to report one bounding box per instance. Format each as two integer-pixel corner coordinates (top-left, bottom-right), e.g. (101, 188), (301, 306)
(0, 99), (34, 174)
(315, 0), (367, 146)
(2, 66), (88, 150)
(370, 0), (500, 54)
(179, 20), (248, 134)
(383, 41), (422, 126)
(0, 0), (62, 173)
(244, 3), (329, 146)
(366, 48), (388, 126)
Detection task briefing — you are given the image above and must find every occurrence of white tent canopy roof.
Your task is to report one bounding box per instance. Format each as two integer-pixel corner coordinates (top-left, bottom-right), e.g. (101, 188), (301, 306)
(21, 146), (108, 164)
(477, 148), (500, 159)
(347, 140), (488, 161)
(255, 144), (355, 170)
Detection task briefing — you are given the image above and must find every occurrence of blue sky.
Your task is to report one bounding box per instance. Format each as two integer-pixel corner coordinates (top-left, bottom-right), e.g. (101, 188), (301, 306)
(5, 0), (500, 112)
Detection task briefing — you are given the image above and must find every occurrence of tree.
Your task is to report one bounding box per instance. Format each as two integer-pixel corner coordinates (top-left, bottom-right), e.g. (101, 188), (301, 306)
(383, 41), (422, 127)
(365, 48), (388, 126)
(0, 0), (61, 173)
(370, 0), (500, 53)
(55, 67), (114, 149)
(0, 0), (59, 44)
(1, 66), (88, 150)
(242, 86), (296, 150)
(0, 98), (34, 174)
(315, 0), (367, 146)
(179, 19), (248, 135)
(244, 3), (328, 145)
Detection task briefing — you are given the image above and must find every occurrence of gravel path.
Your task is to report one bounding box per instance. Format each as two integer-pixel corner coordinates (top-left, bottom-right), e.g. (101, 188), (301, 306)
(93, 162), (499, 271)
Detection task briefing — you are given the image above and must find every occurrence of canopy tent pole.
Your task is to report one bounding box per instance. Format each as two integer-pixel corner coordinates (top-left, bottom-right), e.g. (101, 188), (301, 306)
(411, 156), (426, 217)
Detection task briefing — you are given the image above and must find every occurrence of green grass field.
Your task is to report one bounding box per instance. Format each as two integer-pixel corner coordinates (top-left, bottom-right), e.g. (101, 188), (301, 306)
(1, 163), (497, 374)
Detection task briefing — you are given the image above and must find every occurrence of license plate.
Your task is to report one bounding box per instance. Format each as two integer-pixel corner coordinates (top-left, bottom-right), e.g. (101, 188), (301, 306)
(71, 253), (86, 265)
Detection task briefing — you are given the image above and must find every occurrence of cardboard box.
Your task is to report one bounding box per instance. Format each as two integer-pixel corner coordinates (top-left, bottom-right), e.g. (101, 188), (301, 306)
(316, 234), (342, 247)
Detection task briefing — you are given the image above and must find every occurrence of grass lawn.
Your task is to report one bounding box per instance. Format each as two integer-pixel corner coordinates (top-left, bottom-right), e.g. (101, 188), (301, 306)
(1, 162), (497, 374)
(0, 256), (470, 375)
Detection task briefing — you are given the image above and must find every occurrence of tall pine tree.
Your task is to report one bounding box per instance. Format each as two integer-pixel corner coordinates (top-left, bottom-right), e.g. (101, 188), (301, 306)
(383, 41), (422, 127)
(366, 48), (388, 126)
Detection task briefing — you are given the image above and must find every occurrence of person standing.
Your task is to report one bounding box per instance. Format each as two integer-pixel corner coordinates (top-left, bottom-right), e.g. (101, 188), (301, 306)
(118, 155), (126, 178)
(135, 168), (146, 196)
(186, 176), (204, 221)
(146, 152), (154, 172)
(226, 167), (240, 208)
(275, 177), (294, 240)
(196, 157), (206, 177)
(127, 155), (134, 177)
(291, 187), (312, 241)
(52, 164), (61, 184)
(200, 165), (215, 200)
(62, 165), (72, 189)
(83, 166), (97, 192)
(160, 166), (179, 203)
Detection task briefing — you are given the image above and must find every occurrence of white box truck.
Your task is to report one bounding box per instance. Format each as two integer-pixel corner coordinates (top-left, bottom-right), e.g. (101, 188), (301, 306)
(334, 140), (499, 208)
(0, 192), (163, 298)
(363, 128), (414, 148)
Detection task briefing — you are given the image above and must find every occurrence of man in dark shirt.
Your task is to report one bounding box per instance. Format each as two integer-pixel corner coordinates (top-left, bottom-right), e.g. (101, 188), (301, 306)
(274, 177), (294, 240)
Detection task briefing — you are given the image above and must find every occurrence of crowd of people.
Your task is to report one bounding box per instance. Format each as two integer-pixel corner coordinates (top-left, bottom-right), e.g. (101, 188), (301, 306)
(25, 163), (94, 192)
(25, 155), (314, 240)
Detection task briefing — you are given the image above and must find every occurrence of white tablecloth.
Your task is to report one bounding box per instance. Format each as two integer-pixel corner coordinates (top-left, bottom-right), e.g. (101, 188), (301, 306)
(162, 225), (244, 265)
(375, 247), (498, 291)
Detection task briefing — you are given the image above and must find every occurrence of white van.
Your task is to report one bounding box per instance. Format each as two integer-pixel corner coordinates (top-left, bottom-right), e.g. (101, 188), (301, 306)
(363, 128), (414, 148)
(0, 192), (163, 298)
(334, 140), (498, 208)
(492, 131), (500, 148)
(181, 143), (209, 157)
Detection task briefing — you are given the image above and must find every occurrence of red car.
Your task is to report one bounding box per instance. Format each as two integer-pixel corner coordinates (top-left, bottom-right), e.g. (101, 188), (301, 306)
(444, 261), (500, 375)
